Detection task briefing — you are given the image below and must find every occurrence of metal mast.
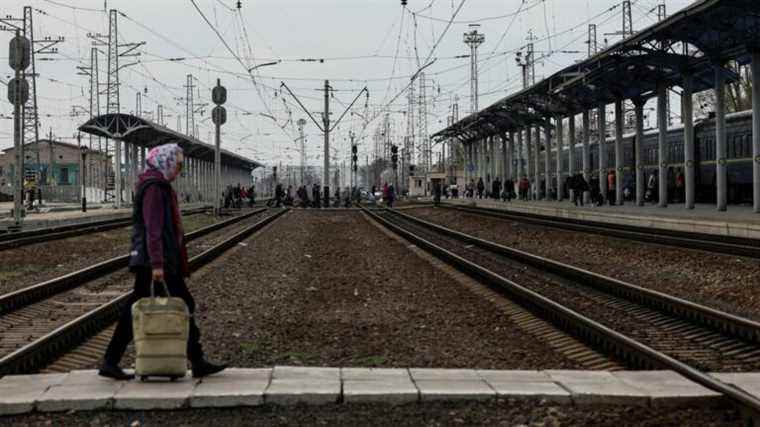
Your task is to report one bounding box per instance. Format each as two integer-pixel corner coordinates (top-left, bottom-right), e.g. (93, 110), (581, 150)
(526, 30), (536, 87)
(463, 24), (485, 114)
(418, 72), (430, 172)
(297, 118), (307, 186)
(185, 74), (195, 137)
(106, 10), (120, 115)
(622, 1), (633, 38)
(406, 83), (415, 169)
(587, 24), (598, 57)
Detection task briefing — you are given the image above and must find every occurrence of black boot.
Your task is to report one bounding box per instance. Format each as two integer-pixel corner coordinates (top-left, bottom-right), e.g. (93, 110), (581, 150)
(191, 359), (227, 378)
(98, 362), (135, 380)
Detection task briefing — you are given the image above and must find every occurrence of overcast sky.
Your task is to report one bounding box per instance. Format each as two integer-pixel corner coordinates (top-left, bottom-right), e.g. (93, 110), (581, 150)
(0, 0), (695, 168)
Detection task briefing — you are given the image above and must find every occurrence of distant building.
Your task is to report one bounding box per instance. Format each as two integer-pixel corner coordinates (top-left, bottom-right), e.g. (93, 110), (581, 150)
(0, 139), (109, 188)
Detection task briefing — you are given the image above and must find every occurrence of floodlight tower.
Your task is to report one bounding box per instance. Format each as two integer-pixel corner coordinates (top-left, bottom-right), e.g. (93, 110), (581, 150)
(297, 118), (307, 185)
(463, 24), (485, 114)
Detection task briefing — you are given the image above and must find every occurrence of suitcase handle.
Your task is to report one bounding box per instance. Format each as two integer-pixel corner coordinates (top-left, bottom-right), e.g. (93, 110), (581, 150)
(150, 280), (171, 298)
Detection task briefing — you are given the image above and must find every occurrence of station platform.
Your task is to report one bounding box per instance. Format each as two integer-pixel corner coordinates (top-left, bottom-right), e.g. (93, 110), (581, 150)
(439, 198), (760, 240)
(0, 367), (755, 415)
(0, 202), (209, 231)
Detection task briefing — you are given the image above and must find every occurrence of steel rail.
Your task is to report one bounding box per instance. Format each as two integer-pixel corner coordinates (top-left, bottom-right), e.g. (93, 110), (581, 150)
(362, 206), (760, 419)
(438, 203), (760, 259)
(0, 208), (288, 376)
(0, 208), (268, 317)
(389, 208), (760, 345)
(0, 206), (211, 251)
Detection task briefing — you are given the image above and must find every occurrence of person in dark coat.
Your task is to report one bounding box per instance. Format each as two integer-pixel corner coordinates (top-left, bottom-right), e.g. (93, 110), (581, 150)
(273, 183), (284, 207)
(492, 177), (502, 201)
(312, 183), (321, 208)
(386, 184), (396, 207)
(476, 178), (485, 199)
(99, 144), (226, 381)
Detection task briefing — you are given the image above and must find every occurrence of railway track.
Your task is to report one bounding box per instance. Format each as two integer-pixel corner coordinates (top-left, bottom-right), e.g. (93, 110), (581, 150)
(0, 206), (210, 252)
(0, 208), (287, 375)
(438, 202), (760, 259)
(364, 206), (760, 419)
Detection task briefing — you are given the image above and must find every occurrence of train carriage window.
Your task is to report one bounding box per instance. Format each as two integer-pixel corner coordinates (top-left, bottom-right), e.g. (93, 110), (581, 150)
(743, 134), (751, 158)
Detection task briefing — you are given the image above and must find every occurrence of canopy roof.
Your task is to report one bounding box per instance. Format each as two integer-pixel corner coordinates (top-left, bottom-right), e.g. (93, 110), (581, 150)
(78, 113), (263, 171)
(433, 0), (760, 145)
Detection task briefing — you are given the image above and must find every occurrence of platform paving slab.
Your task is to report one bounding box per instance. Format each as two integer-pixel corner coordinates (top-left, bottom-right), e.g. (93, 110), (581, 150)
(113, 375), (197, 410)
(409, 368), (483, 381)
(0, 373), (68, 415)
(547, 370), (650, 406)
(476, 370), (552, 383)
(711, 373), (760, 397)
(5, 369), (760, 416)
(341, 368), (419, 404)
(614, 371), (723, 408)
(190, 368), (271, 408)
(265, 366), (341, 405)
(409, 369), (495, 401)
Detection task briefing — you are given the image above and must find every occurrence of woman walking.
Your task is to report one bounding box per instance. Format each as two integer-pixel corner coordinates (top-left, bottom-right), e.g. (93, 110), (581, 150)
(99, 144), (226, 380)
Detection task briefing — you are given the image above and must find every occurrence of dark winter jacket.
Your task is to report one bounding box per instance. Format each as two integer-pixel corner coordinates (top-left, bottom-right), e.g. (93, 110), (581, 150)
(129, 169), (189, 277)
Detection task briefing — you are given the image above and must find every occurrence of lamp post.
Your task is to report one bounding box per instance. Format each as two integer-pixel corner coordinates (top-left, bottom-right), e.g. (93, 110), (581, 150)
(78, 132), (88, 212)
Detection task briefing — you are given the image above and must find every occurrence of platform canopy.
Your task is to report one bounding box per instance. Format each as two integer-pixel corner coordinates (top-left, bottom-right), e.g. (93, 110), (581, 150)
(78, 113), (263, 171)
(433, 0), (760, 145)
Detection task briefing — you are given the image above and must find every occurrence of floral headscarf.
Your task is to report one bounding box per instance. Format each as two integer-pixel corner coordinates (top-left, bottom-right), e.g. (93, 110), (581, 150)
(146, 143), (183, 181)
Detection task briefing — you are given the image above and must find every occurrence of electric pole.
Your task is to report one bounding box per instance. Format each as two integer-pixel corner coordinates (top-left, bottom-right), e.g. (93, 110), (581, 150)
(418, 72), (430, 172)
(587, 24), (598, 57)
(280, 80), (367, 207)
(88, 9), (144, 208)
(297, 118), (307, 186)
(323, 80), (330, 206)
(186, 74), (194, 137)
(463, 24), (485, 114)
(1, 7), (65, 189)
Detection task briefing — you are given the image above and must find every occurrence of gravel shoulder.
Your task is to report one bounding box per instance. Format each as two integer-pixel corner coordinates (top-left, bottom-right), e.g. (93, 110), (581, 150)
(159, 209), (581, 369)
(404, 207), (760, 319)
(0, 212), (218, 295)
(1, 401), (742, 426)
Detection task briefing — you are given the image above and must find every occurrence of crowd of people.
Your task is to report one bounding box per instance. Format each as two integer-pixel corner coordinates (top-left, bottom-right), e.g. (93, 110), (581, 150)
(444, 166), (687, 208)
(223, 184), (256, 209)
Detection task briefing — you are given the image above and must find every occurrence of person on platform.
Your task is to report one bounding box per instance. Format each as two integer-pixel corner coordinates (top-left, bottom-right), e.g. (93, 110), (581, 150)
(476, 178), (485, 199)
(646, 171), (657, 204)
(248, 185), (256, 207)
(572, 174), (588, 207)
(98, 144), (226, 381)
(675, 168), (685, 203)
(492, 177), (502, 201)
(386, 184), (396, 207)
(433, 180), (442, 206)
(607, 170), (616, 206)
(518, 176), (530, 201)
(312, 183), (321, 208)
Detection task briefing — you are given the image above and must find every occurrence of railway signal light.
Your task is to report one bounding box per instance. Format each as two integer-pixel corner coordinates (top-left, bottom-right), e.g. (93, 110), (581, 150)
(391, 145), (398, 170)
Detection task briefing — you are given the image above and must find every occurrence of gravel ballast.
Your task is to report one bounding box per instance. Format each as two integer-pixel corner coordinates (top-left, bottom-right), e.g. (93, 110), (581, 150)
(0, 212), (218, 294)
(405, 207), (760, 319)
(134, 209), (582, 370)
(1, 401), (742, 426)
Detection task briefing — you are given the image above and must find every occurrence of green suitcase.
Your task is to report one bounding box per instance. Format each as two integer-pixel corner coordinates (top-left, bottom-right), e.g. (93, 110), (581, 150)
(132, 281), (190, 381)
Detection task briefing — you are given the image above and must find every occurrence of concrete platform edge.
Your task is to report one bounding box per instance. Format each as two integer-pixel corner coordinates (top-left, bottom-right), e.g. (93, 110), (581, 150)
(0, 368), (753, 415)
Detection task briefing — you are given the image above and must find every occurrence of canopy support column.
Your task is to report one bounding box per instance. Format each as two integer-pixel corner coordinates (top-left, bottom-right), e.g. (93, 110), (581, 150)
(657, 82), (668, 208)
(683, 73), (695, 210)
(614, 99), (624, 205)
(715, 65), (727, 211)
(634, 99), (645, 206)
(556, 116), (564, 201)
